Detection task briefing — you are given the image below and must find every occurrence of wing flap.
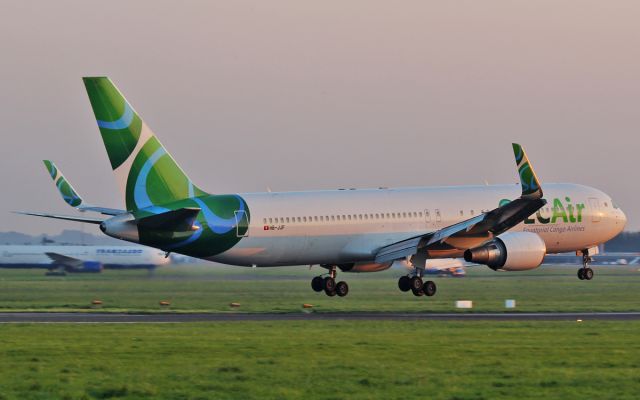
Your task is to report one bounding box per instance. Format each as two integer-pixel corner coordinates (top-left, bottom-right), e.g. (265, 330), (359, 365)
(375, 236), (425, 264)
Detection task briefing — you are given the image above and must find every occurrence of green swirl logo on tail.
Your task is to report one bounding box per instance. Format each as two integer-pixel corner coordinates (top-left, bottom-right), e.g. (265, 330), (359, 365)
(512, 143), (543, 199)
(42, 160), (83, 207)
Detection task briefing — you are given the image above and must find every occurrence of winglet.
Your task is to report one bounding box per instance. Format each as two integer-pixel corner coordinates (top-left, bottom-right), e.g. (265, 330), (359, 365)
(512, 143), (543, 200)
(43, 160), (84, 208)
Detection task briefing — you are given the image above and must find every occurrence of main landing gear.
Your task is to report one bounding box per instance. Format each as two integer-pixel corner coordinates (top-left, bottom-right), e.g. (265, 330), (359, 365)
(577, 249), (594, 281)
(398, 274), (437, 297)
(311, 266), (349, 297)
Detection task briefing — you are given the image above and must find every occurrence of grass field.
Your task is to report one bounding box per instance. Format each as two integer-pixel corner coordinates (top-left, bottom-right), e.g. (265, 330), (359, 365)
(0, 265), (639, 399)
(0, 264), (638, 313)
(0, 321), (639, 399)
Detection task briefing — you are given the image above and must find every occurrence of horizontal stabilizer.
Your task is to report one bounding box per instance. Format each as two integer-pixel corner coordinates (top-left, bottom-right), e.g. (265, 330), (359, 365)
(136, 208), (201, 232)
(14, 211), (104, 224)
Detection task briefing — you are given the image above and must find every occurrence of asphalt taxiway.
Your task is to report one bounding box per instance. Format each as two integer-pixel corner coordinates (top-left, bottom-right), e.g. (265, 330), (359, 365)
(0, 312), (639, 323)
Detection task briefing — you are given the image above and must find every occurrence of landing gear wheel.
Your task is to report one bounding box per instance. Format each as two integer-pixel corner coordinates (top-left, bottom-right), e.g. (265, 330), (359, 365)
(410, 276), (423, 292)
(398, 276), (411, 292)
(336, 281), (349, 297)
(584, 268), (594, 280)
(577, 269), (585, 280)
(311, 276), (324, 292)
(323, 277), (336, 292)
(411, 287), (425, 297)
(423, 280), (437, 297)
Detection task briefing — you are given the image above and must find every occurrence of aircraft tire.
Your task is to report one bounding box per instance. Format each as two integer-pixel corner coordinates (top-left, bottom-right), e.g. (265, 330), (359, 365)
(336, 281), (349, 297)
(411, 287), (425, 297)
(311, 276), (324, 292)
(577, 269), (585, 280)
(584, 268), (594, 280)
(410, 276), (423, 291)
(323, 277), (336, 292)
(423, 280), (437, 297)
(398, 276), (411, 292)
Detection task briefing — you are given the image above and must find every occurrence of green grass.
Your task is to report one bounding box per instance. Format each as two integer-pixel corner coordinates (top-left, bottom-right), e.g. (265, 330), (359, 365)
(0, 264), (638, 313)
(0, 321), (638, 399)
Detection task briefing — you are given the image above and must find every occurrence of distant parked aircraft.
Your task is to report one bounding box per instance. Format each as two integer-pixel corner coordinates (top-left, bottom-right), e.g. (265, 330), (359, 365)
(0, 245), (169, 275)
(392, 258), (466, 277)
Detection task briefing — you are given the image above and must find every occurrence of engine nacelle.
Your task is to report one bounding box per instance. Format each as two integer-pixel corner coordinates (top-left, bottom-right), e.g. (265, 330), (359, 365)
(81, 261), (103, 273)
(464, 232), (546, 271)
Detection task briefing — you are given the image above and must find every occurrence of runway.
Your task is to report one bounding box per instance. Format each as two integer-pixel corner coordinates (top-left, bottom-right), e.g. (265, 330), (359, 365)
(1, 311), (639, 323)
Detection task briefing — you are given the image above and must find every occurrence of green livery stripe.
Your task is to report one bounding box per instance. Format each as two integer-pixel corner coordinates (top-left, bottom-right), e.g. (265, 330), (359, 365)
(83, 76), (208, 212)
(42, 160), (83, 208)
(125, 136), (206, 211)
(134, 195), (250, 257)
(83, 77), (142, 170)
(512, 143), (542, 199)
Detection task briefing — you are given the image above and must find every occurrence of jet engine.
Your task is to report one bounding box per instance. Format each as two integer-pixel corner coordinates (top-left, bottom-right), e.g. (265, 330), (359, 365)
(463, 232), (546, 271)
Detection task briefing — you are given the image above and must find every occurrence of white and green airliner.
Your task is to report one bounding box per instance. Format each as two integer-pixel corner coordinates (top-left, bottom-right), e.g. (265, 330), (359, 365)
(21, 77), (627, 297)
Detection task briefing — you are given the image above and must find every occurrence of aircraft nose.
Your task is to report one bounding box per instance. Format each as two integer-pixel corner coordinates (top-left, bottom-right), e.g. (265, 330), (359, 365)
(613, 207), (627, 233)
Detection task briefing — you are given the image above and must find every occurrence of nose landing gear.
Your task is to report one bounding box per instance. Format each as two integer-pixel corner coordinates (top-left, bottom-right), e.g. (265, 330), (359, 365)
(311, 266), (349, 297)
(578, 250), (594, 281)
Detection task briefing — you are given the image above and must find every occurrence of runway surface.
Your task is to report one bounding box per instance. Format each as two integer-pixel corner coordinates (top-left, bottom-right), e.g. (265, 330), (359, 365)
(1, 311), (639, 323)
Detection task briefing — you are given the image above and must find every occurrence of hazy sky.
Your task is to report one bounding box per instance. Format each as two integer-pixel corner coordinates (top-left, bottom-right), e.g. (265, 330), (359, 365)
(1, 1), (639, 234)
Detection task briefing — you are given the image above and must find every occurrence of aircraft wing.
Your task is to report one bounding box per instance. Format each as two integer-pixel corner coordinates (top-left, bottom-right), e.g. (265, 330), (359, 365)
(375, 143), (546, 264)
(45, 252), (84, 269)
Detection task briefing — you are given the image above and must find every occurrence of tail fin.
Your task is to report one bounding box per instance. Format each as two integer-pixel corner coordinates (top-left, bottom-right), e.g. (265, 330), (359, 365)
(82, 77), (206, 212)
(43, 160), (84, 208)
(43, 160), (125, 216)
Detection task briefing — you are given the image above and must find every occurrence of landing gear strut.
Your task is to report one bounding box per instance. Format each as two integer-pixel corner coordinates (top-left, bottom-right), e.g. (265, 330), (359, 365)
(311, 266), (349, 297)
(577, 249), (594, 281)
(397, 271), (437, 297)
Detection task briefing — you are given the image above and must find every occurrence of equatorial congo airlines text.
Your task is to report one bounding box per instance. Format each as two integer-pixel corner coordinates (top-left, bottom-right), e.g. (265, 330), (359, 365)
(501, 197), (587, 234)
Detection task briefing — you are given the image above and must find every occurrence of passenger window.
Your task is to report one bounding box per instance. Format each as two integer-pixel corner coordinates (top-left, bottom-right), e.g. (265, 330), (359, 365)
(269, 218), (273, 223)
(263, 218), (267, 224)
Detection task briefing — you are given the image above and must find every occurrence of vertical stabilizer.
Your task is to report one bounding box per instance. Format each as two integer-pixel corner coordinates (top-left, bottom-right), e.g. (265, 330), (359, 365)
(83, 77), (206, 211)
